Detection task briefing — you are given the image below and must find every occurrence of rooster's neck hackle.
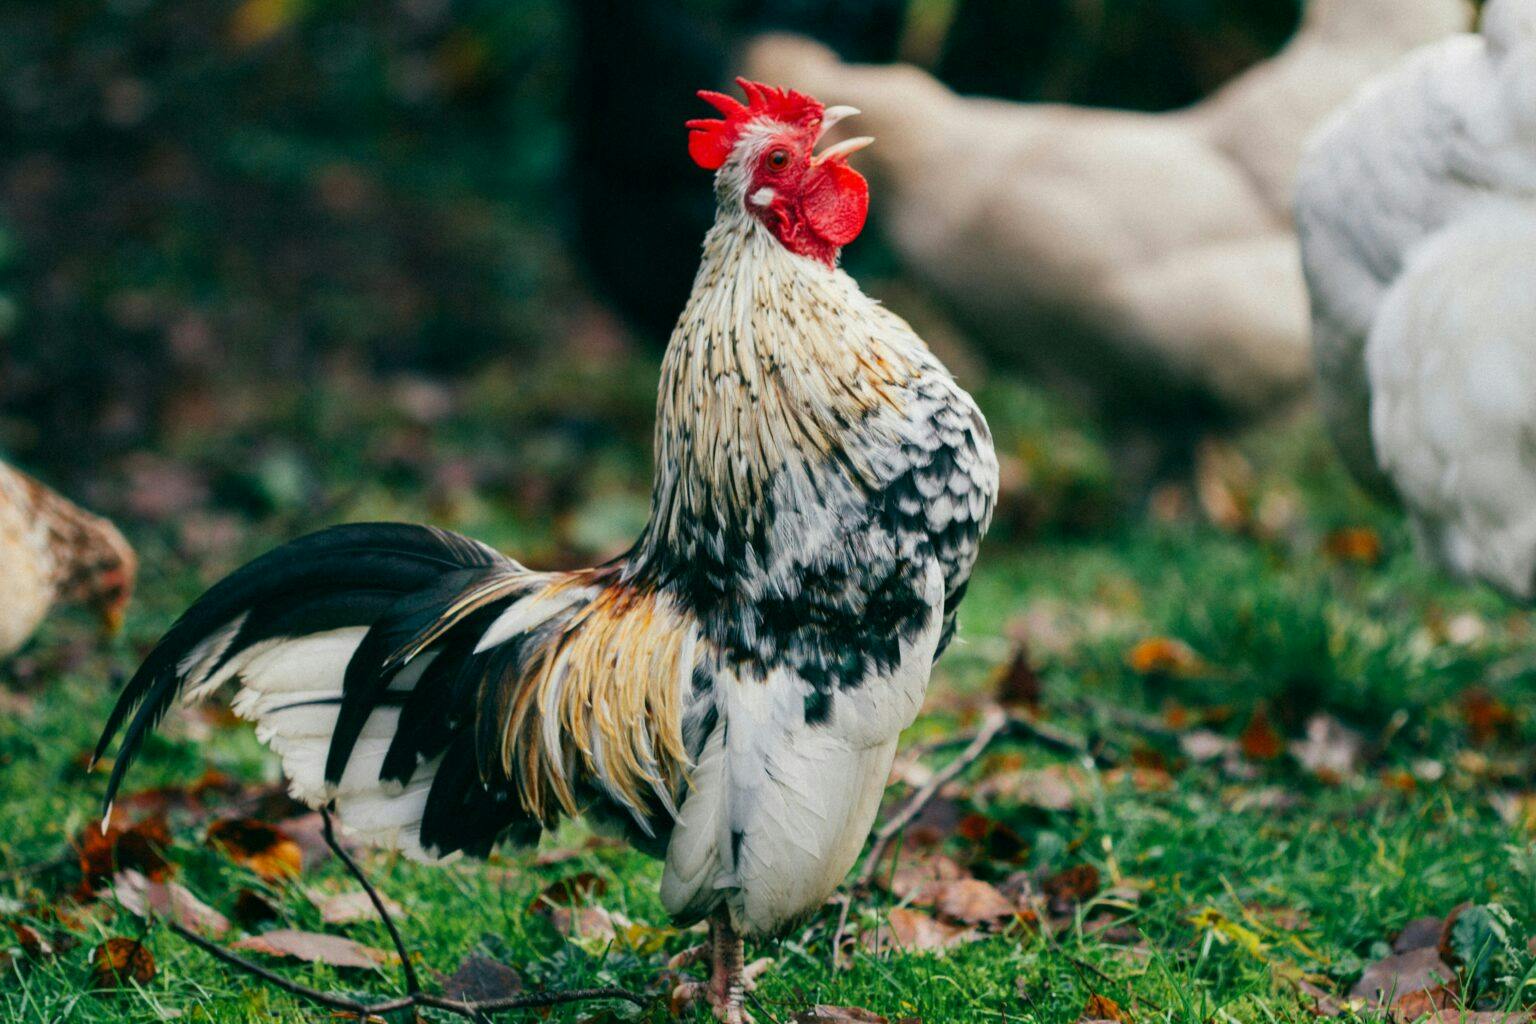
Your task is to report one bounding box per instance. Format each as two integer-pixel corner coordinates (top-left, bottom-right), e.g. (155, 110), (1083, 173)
(633, 204), (921, 579)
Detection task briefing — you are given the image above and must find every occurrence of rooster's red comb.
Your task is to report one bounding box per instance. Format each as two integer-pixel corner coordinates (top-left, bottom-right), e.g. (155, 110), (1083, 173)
(686, 77), (825, 171)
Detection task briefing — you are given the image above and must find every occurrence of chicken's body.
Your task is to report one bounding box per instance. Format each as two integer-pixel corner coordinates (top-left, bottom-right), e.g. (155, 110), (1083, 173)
(0, 460), (136, 657)
(744, 0), (1472, 423)
(1296, 0), (1536, 597)
(94, 80), (996, 1021)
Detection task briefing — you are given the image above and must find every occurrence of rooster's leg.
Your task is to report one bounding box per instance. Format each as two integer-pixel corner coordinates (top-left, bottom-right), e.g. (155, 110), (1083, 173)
(670, 908), (773, 1023)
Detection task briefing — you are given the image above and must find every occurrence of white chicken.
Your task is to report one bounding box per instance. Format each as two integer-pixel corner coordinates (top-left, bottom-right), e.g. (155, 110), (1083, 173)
(1296, 0), (1536, 598)
(745, 0), (1472, 422)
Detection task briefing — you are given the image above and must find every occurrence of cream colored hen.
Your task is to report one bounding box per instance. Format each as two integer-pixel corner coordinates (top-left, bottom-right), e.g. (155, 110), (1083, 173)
(0, 460), (136, 657)
(744, 0), (1472, 423)
(1297, 0), (1536, 598)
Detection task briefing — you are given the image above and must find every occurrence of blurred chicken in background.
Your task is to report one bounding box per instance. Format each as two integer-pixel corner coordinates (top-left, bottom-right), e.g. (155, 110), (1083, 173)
(1297, 0), (1536, 599)
(0, 459), (136, 658)
(742, 0), (1472, 439)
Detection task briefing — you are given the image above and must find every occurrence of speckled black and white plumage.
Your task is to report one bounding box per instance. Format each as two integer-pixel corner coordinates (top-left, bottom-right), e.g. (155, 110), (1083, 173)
(92, 92), (997, 956)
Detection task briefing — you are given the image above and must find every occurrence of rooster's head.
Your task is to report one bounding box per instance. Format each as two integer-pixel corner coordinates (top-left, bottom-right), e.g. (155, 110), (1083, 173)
(687, 77), (871, 265)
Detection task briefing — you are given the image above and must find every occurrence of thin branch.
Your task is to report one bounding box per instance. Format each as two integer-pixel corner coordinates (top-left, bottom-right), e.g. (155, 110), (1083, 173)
(320, 806), (420, 995)
(165, 919), (649, 1017)
(855, 704), (1008, 888)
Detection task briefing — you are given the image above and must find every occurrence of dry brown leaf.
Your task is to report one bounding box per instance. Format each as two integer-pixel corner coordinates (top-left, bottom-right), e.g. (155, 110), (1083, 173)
(111, 869), (230, 937)
(1461, 689), (1514, 747)
(439, 953), (523, 1002)
(791, 1007), (888, 1023)
(1350, 947), (1456, 1011)
(91, 937), (156, 988)
(1323, 527), (1384, 565)
(992, 646), (1042, 711)
(932, 879), (1017, 926)
(975, 763), (1089, 810)
(9, 921), (53, 959)
(1043, 864), (1101, 907)
(879, 854), (968, 904)
(1394, 917), (1446, 954)
(310, 888), (403, 926)
(77, 816), (173, 894)
(1239, 705), (1284, 762)
(1126, 637), (1203, 677)
(206, 819), (302, 880)
(230, 928), (390, 970)
(532, 872), (609, 910)
(1077, 993), (1131, 1023)
(1399, 1013), (1532, 1023)
(546, 904), (623, 943)
(862, 907), (975, 953)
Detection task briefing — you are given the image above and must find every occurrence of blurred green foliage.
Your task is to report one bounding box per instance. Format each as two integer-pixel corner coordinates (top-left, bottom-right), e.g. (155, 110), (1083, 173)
(0, 0), (1304, 477)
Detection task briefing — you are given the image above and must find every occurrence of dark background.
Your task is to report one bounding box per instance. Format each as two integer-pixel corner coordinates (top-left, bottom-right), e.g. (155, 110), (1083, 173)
(0, 0), (1302, 492)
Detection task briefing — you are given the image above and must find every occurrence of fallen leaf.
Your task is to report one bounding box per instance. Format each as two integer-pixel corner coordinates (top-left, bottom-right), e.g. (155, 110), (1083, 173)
(439, 953), (523, 1002)
(1323, 527), (1383, 565)
(1394, 916), (1445, 953)
(91, 937), (156, 988)
(77, 817), (173, 894)
(233, 888), (280, 928)
(1239, 705), (1283, 762)
(932, 879), (1017, 926)
(993, 646), (1041, 711)
(310, 889), (403, 926)
(1043, 864), (1101, 908)
(878, 854), (968, 904)
(1461, 689), (1514, 747)
(230, 929), (390, 970)
(206, 819), (302, 880)
(532, 872), (609, 910)
(791, 1008), (888, 1023)
(1126, 637), (1203, 678)
(863, 907), (975, 953)
(111, 869), (230, 937)
(9, 921), (53, 958)
(1349, 947), (1456, 1011)
(1077, 993), (1131, 1023)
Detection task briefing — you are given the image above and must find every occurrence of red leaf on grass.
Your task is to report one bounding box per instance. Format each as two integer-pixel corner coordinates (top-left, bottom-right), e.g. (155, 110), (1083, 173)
(206, 819), (302, 880)
(1239, 705), (1283, 762)
(91, 937), (156, 988)
(230, 929), (391, 970)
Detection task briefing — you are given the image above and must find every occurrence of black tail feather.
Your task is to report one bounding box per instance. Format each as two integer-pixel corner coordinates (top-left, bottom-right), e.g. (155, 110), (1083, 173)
(94, 523), (512, 813)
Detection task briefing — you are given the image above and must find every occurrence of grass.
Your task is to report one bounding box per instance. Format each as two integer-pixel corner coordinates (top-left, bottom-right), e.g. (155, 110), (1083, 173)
(3, 361), (1536, 1023)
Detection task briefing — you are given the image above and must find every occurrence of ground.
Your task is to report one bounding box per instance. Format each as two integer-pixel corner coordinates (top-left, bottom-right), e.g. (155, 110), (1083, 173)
(3, 356), (1535, 1023)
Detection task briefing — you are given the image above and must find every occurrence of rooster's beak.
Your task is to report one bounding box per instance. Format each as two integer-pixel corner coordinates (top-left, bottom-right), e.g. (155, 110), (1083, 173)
(813, 135), (875, 165)
(814, 105), (873, 164)
(820, 105), (860, 136)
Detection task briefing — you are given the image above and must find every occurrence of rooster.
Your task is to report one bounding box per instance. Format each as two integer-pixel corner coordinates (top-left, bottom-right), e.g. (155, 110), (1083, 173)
(1296, 0), (1536, 598)
(92, 79), (997, 1022)
(0, 459), (136, 658)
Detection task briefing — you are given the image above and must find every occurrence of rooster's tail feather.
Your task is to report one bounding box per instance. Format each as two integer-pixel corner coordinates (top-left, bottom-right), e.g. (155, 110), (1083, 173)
(93, 523), (554, 860)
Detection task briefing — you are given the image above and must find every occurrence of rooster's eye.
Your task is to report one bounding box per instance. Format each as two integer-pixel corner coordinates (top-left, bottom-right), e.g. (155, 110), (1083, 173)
(766, 147), (791, 171)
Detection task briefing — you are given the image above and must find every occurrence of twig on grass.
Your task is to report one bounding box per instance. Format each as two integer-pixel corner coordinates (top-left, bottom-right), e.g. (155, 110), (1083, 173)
(165, 920), (647, 1017)
(155, 808), (650, 1019)
(319, 806), (420, 995)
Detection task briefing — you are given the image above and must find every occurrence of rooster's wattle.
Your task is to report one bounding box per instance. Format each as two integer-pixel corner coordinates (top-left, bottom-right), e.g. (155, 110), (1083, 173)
(92, 79), (997, 1021)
